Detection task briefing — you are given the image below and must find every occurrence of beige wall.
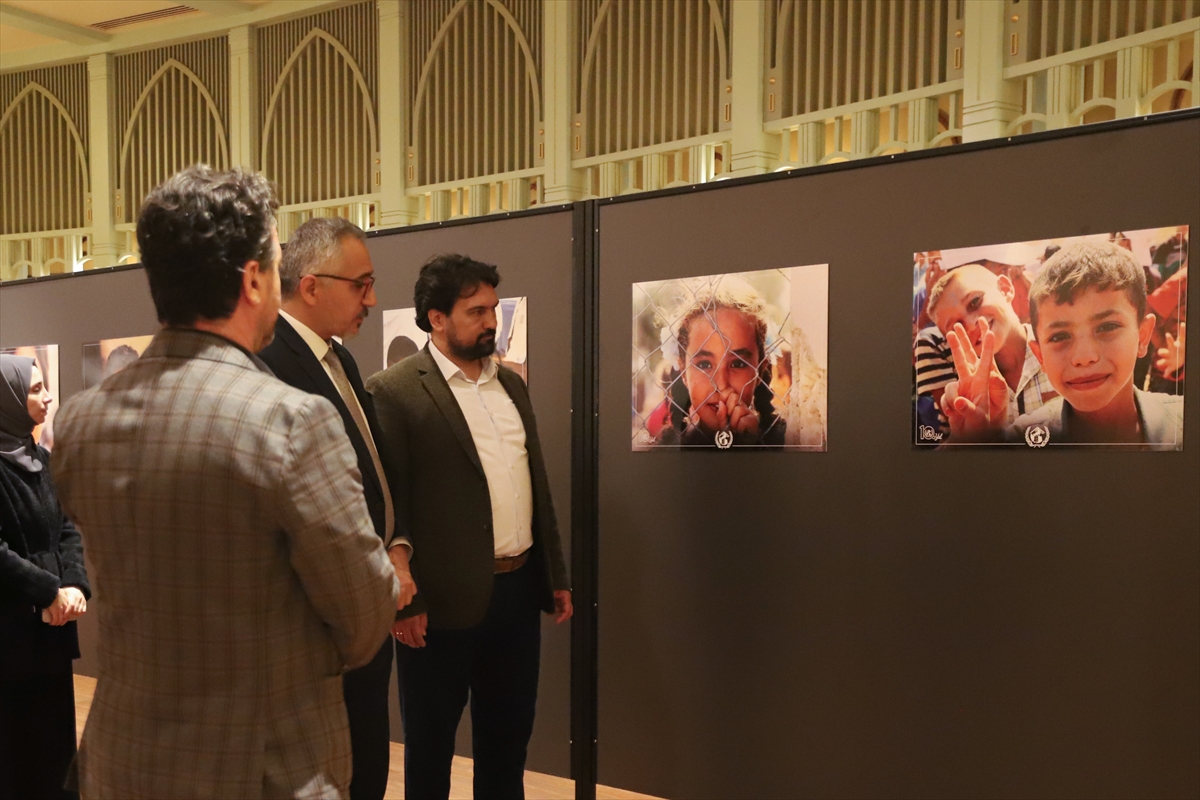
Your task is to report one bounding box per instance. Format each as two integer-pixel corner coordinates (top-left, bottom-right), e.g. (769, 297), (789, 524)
(1, 0), (1198, 280)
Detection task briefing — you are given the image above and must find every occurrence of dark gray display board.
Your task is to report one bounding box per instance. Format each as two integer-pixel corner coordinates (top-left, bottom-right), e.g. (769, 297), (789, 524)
(0, 265), (159, 678)
(0, 209), (576, 779)
(357, 210), (575, 777)
(595, 117), (1199, 798)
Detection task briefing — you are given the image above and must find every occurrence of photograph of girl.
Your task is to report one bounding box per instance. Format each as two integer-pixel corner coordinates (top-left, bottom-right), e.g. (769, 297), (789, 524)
(632, 265), (828, 451)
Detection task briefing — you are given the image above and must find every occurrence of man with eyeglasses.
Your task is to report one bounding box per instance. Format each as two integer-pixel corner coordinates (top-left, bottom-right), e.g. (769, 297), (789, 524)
(259, 217), (416, 800)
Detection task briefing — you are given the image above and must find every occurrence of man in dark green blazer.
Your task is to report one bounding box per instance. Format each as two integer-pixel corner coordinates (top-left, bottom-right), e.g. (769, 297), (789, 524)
(365, 254), (570, 800)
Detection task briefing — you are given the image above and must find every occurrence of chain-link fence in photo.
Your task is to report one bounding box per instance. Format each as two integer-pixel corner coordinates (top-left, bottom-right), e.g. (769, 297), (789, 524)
(632, 265), (828, 451)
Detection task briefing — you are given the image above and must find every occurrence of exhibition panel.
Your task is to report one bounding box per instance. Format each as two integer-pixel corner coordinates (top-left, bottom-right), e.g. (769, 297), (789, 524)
(595, 116), (1199, 798)
(1, 114), (1196, 800)
(0, 265), (159, 680)
(0, 209), (578, 781)
(357, 209), (577, 779)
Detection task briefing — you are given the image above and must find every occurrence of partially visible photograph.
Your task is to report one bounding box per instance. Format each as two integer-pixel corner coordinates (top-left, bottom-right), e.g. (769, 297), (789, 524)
(632, 265), (829, 451)
(0, 344), (59, 449)
(383, 296), (529, 383)
(82, 335), (155, 390)
(912, 226), (1187, 449)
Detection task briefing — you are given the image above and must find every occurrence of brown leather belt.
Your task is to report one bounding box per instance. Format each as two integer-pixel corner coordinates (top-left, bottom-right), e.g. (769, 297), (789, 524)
(494, 551), (529, 573)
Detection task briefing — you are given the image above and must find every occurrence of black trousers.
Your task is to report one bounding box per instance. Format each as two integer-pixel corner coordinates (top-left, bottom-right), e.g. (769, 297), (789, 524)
(0, 670), (78, 800)
(397, 564), (542, 800)
(343, 636), (394, 800)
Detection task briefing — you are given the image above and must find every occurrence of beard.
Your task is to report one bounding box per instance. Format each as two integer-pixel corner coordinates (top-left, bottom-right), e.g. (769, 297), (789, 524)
(449, 328), (497, 361)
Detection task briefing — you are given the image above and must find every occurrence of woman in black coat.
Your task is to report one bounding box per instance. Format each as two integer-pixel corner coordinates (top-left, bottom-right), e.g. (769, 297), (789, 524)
(0, 353), (90, 800)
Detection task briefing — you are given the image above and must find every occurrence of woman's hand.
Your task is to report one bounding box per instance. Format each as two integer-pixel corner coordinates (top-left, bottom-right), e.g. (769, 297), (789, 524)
(41, 587), (86, 626)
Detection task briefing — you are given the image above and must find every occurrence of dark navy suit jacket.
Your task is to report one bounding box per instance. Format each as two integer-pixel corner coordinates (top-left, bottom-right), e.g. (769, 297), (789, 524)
(259, 315), (396, 544)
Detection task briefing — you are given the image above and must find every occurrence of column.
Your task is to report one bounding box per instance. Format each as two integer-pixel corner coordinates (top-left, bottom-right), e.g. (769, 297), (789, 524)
(468, 184), (490, 217)
(907, 98), (940, 149)
(728, 0), (779, 176)
(796, 122), (823, 167)
(643, 153), (668, 191)
(961, 0), (1021, 142)
(1115, 46), (1150, 119)
(378, 0), (418, 227)
(228, 26), (258, 170)
(541, 0), (584, 204)
(598, 162), (620, 197)
(850, 110), (880, 157)
(1045, 64), (1078, 129)
(507, 178), (531, 210)
(87, 54), (118, 270)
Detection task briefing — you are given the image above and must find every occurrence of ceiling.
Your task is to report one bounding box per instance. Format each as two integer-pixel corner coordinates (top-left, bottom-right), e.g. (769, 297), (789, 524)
(0, 0), (271, 57)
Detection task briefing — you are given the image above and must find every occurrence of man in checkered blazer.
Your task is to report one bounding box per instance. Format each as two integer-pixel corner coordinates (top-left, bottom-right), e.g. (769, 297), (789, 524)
(51, 166), (399, 800)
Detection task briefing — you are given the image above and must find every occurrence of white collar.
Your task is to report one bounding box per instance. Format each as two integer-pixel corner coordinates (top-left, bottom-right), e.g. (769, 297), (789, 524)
(428, 339), (496, 384)
(279, 309), (332, 362)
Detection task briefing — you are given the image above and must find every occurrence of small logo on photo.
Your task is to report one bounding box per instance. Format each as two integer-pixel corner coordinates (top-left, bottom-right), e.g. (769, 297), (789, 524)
(918, 425), (943, 442)
(714, 430), (734, 449)
(1024, 424), (1051, 448)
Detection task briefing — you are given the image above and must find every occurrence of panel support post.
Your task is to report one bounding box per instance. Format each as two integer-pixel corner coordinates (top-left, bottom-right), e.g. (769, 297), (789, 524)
(87, 54), (117, 270)
(378, 0), (418, 227)
(570, 200), (599, 800)
(228, 25), (258, 170)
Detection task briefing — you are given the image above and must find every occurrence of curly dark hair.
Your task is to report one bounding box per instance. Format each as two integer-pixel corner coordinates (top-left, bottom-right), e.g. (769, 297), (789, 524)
(413, 254), (500, 333)
(138, 165), (279, 326)
(1029, 240), (1146, 338)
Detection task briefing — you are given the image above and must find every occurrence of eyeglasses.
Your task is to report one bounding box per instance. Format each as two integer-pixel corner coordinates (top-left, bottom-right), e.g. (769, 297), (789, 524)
(311, 273), (376, 294)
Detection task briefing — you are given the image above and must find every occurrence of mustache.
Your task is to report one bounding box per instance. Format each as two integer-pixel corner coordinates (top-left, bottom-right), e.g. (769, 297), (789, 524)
(477, 329), (496, 342)
(357, 307), (370, 321)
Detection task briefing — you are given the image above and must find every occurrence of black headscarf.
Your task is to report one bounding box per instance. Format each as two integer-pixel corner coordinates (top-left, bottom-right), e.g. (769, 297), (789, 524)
(0, 354), (43, 472)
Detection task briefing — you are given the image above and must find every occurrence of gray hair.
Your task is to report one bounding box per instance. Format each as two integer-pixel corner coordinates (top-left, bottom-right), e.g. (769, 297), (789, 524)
(279, 217), (367, 297)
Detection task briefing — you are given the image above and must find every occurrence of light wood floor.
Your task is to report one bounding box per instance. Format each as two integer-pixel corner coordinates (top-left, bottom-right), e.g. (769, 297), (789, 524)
(73, 675), (657, 800)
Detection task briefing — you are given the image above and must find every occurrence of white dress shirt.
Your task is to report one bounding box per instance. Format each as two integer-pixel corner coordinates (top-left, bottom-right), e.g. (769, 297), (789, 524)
(429, 342), (534, 558)
(278, 309), (410, 552)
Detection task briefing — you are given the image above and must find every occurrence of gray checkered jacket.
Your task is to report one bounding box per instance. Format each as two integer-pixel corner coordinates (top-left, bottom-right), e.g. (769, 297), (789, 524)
(51, 328), (399, 800)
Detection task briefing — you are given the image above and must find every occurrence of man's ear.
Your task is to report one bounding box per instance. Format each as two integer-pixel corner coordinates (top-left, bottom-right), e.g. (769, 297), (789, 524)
(427, 309), (446, 333)
(1028, 336), (1044, 366)
(242, 259), (264, 306)
(296, 273), (321, 306)
(1137, 312), (1157, 358)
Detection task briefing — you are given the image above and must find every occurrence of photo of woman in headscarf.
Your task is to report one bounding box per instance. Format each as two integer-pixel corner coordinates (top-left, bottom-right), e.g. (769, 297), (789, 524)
(0, 345), (58, 450)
